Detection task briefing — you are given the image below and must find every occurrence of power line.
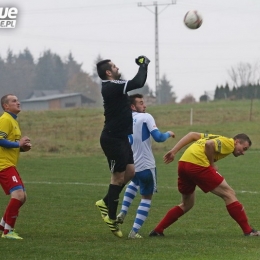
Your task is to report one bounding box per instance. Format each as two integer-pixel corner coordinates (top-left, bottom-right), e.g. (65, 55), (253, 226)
(138, 1), (176, 104)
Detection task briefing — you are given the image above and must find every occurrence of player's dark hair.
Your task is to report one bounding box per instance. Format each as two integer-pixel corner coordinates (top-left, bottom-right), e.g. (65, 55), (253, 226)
(129, 94), (143, 105)
(233, 133), (252, 147)
(96, 59), (111, 80)
(1, 94), (13, 110)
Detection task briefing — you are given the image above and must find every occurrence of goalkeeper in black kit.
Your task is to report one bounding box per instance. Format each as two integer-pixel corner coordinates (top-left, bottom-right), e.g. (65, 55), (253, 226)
(95, 56), (150, 238)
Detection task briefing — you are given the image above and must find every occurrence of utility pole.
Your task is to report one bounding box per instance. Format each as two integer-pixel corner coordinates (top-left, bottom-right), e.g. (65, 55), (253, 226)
(138, 1), (176, 104)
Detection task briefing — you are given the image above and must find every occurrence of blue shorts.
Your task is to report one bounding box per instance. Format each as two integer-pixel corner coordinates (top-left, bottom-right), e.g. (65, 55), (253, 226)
(132, 168), (157, 195)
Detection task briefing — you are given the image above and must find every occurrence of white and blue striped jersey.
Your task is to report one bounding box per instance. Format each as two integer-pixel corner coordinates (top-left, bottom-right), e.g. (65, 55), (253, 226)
(130, 112), (158, 172)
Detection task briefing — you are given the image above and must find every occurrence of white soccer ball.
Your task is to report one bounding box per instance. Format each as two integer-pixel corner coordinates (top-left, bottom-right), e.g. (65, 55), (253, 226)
(184, 10), (203, 29)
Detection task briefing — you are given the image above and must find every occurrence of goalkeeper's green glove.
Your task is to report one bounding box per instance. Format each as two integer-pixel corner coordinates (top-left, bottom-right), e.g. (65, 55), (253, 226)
(135, 55), (150, 67)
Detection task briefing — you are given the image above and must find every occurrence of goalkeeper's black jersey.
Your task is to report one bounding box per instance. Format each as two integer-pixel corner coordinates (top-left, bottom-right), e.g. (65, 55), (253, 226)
(101, 65), (148, 138)
(101, 79), (132, 138)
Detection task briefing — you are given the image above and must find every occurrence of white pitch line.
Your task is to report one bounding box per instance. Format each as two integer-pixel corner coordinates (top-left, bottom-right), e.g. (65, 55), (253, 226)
(240, 190), (258, 194)
(24, 181), (107, 187)
(23, 181), (260, 194)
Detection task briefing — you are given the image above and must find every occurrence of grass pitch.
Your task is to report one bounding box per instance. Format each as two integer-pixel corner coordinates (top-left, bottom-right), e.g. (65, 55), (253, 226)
(1, 153), (260, 260)
(1, 100), (260, 259)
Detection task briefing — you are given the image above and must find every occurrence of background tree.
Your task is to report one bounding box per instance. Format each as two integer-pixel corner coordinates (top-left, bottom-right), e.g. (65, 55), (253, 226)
(65, 52), (82, 82)
(199, 91), (210, 102)
(14, 48), (36, 98)
(214, 85), (228, 100)
(0, 49), (36, 100)
(0, 49), (104, 105)
(66, 71), (102, 106)
(4, 49), (17, 96)
(180, 94), (196, 104)
(0, 55), (9, 98)
(229, 86), (237, 100)
(34, 50), (66, 91)
(224, 83), (230, 99)
(228, 62), (259, 88)
(157, 74), (176, 104)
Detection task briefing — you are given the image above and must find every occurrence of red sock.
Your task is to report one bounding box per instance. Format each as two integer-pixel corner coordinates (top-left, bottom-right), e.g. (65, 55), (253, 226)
(226, 201), (252, 234)
(155, 206), (184, 233)
(4, 198), (23, 234)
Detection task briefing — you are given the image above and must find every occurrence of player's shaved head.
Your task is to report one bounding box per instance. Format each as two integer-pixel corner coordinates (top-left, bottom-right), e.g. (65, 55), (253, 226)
(1, 94), (13, 110)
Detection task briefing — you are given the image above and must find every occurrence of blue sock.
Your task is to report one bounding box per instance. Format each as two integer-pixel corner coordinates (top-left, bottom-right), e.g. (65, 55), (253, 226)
(132, 199), (151, 233)
(120, 181), (139, 215)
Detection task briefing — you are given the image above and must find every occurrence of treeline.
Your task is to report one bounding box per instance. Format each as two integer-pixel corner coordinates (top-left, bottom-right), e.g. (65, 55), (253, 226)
(200, 83), (260, 102)
(0, 49), (102, 105)
(214, 83), (260, 100)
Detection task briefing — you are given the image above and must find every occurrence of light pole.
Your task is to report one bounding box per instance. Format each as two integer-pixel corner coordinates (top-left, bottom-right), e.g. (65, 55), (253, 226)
(138, 1), (176, 104)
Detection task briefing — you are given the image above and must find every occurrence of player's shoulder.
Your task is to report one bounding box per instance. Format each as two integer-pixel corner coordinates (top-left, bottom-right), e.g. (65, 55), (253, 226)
(218, 136), (233, 143)
(143, 112), (154, 120)
(134, 112), (154, 120)
(204, 134), (233, 144)
(102, 79), (127, 86)
(202, 133), (223, 139)
(0, 112), (10, 121)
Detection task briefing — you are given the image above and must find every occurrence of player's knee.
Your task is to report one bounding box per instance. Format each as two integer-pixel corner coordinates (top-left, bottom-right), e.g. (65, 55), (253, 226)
(226, 187), (236, 200)
(21, 193), (27, 204)
(11, 189), (26, 203)
(180, 201), (194, 213)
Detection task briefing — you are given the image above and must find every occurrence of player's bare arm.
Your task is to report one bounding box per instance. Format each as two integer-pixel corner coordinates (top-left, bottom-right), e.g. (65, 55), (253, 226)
(205, 140), (217, 169)
(163, 132), (201, 164)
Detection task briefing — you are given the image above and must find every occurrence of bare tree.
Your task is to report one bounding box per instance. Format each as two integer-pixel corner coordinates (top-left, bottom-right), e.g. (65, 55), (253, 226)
(228, 62), (260, 87)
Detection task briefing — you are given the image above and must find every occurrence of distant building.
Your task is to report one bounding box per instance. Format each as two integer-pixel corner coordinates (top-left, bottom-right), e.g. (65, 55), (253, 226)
(21, 93), (95, 111)
(26, 90), (61, 99)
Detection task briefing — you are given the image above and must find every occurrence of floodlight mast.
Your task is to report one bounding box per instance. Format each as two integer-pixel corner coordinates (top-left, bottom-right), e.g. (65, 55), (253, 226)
(138, 1), (176, 104)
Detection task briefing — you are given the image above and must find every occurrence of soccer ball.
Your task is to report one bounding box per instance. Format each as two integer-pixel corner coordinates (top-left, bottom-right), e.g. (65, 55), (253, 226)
(184, 10), (203, 29)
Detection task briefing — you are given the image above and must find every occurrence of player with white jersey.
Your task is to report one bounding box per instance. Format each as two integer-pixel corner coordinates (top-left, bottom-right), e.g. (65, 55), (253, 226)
(131, 111), (158, 172)
(117, 94), (175, 239)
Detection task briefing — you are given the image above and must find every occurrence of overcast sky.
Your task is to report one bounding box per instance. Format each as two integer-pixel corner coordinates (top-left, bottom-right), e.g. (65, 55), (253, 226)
(1, 0), (260, 101)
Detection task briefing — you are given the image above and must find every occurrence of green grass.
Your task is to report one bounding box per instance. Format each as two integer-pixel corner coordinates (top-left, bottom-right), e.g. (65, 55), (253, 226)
(1, 152), (260, 260)
(1, 99), (260, 259)
(17, 99), (260, 157)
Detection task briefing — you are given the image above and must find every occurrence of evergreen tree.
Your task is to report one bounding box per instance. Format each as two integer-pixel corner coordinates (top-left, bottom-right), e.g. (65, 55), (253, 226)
(15, 48), (36, 98)
(224, 83), (230, 98)
(157, 74), (176, 104)
(4, 49), (17, 95)
(0, 55), (8, 97)
(214, 85), (226, 100)
(34, 50), (66, 91)
(6, 49), (15, 65)
(231, 86), (237, 99)
(64, 52), (82, 88)
(214, 86), (220, 100)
